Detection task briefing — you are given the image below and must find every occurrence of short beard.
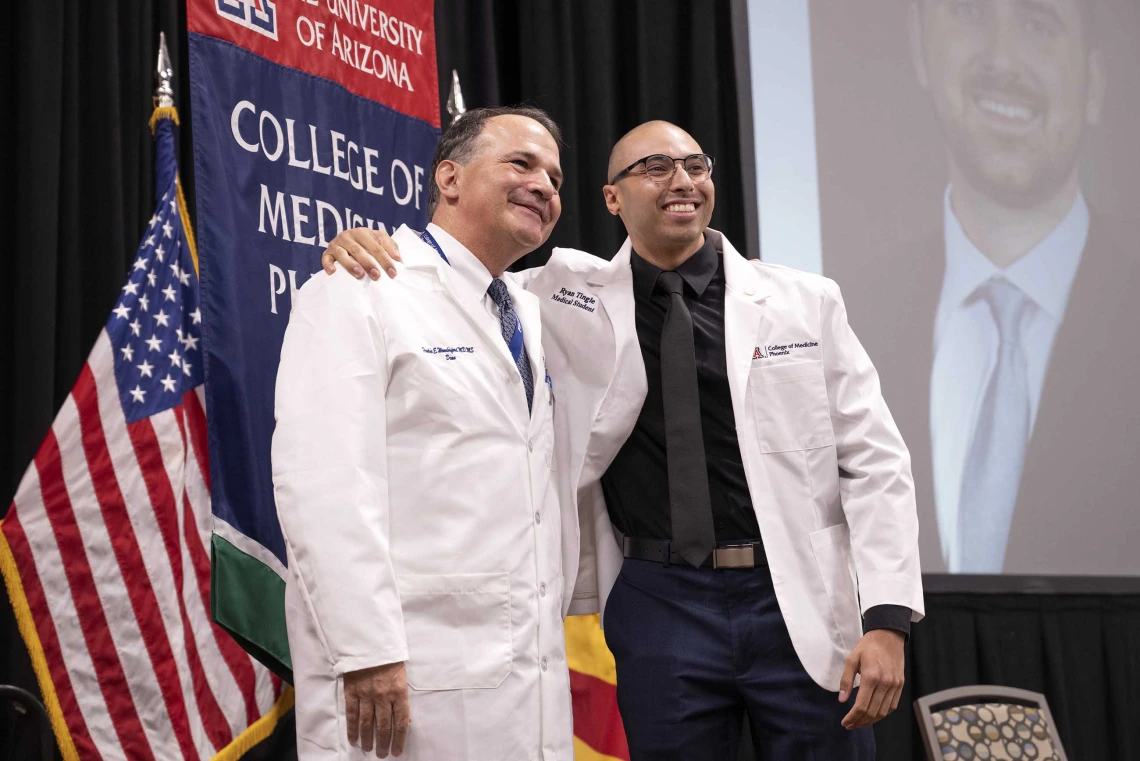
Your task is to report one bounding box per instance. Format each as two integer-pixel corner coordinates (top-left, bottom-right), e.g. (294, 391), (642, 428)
(944, 128), (1083, 211)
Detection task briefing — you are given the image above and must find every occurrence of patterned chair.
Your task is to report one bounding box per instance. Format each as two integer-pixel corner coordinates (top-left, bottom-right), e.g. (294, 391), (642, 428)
(914, 685), (1068, 761)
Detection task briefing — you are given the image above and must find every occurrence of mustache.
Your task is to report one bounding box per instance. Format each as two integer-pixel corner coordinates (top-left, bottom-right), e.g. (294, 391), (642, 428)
(507, 189), (551, 223)
(967, 70), (1046, 108)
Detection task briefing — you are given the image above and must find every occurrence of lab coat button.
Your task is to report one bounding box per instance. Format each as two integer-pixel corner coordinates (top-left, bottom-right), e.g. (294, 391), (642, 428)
(540, 658), (548, 671)
(534, 512), (542, 524)
(539, 583), (547, 597)
(745, 286), (756, 296)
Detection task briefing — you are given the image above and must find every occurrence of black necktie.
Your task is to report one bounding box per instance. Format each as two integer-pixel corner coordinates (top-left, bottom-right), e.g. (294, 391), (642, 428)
(656, 271), (716, 567)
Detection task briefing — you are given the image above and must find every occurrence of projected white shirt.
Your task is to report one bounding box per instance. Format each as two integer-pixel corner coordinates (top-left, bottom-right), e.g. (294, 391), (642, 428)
(931, 187), (1088, 572)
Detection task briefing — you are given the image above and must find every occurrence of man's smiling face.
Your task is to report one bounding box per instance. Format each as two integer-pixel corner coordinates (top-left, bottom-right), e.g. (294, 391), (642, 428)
(914, 0), (1101, 208)
(458, 114), (563, 251)
(604, 122), (715, 254)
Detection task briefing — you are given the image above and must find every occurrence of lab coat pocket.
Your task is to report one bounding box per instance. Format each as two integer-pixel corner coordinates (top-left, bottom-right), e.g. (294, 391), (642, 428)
(748, 360), (835, 453)
(809, 523), (861, 652)
(397, 572), (513, 691)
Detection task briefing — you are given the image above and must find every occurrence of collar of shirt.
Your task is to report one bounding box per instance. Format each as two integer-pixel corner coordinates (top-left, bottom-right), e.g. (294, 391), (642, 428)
(935, 185), (1089, 345)
(631, 233), (719, 303)
(426, 222), (495, 305)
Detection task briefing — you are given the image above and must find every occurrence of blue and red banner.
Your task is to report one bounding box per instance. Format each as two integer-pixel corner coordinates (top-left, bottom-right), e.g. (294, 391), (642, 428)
(187, 0), (440, 680)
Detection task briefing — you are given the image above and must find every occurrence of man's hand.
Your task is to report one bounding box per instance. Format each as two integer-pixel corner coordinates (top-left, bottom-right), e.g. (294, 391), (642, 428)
(322, 227), (402, 280)
(344, 662), (410, 758)
(838, 629), (905, 729)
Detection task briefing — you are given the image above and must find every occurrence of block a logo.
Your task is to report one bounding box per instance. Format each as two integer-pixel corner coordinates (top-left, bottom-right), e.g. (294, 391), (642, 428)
(216, 0), (278, 41)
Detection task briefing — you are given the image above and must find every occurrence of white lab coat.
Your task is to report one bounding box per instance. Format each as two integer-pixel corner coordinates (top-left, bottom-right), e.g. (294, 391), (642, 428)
(272, 225), (575, 761)
(520, 230), (925, 691)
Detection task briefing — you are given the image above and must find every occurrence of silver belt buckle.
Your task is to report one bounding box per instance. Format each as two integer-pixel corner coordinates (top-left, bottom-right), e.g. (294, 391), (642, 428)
(712, 544), (755, 569)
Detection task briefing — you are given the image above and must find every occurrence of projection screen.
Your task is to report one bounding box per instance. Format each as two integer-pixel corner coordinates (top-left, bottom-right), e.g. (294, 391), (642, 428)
(744, 0), (1140, 575)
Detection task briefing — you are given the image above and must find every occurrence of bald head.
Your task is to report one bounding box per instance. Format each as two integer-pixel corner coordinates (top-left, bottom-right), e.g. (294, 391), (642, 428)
(607, 121), (702, 183)
(601, 120), (714, 269)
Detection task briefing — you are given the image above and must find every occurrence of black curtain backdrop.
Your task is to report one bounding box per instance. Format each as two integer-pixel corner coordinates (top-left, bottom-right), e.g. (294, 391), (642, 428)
(2, 2), (1138, 760)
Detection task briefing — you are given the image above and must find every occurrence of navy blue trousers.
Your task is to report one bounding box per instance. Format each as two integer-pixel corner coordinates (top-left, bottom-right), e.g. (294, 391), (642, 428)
(603, 557), (875, 761)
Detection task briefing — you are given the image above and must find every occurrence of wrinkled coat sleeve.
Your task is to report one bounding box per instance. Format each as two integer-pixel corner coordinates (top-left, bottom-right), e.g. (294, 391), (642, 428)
(272, 271), (408, 674)
(820, 278), (925, 621)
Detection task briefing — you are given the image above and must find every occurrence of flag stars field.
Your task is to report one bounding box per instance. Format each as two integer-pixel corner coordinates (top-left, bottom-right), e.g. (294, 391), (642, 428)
(102, 177), (204, 416)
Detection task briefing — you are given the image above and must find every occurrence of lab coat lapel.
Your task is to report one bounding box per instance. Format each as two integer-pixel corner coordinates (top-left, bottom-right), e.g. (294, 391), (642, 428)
(588, 238), (652, 442)
(717, 231), (770, 418)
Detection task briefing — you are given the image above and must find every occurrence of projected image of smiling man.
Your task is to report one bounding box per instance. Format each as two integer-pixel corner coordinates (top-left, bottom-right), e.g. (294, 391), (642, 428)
(907, 0), (1111, 572)
(912, 0), (1104, 212)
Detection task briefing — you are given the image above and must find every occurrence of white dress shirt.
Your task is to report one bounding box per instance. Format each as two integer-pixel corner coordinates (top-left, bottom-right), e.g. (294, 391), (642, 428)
(931, 187), (1088, 571)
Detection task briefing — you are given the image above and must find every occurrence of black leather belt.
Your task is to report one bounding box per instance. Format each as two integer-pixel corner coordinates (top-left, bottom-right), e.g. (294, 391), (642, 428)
(622, 536), (767, 569)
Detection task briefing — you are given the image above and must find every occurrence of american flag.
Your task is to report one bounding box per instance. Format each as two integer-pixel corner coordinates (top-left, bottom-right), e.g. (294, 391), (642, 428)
(0, 111), (287, 760)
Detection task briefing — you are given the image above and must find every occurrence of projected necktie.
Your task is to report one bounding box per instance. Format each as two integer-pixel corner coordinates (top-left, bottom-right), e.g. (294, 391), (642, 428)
(657, 271), (716, 568)
(957, 278), (1034, 573)
(487, 278), (534, 412)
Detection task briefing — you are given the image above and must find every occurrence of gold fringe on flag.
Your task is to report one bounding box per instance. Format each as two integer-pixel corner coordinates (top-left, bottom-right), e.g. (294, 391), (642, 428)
(210, 687), (296, 761)
(0, 520), (81, 761)
(148, 105), (199, 275)
(148, 105), (181, 132)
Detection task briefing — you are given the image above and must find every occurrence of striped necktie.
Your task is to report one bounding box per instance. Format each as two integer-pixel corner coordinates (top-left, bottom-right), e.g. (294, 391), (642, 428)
(487, 278), (534, 412)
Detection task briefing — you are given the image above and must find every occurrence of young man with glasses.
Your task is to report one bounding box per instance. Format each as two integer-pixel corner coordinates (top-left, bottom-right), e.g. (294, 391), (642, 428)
(323, 120), (923, 760)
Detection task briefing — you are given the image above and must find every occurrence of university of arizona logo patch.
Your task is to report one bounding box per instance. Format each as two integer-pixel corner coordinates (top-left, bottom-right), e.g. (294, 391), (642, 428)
(753, 346), (767, 360)
(216, 0), (278, 40)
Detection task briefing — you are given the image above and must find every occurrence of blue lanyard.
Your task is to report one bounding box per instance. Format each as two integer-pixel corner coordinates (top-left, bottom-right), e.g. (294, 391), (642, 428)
(419, 228), (450, 265)
(421, 226), (530, 375)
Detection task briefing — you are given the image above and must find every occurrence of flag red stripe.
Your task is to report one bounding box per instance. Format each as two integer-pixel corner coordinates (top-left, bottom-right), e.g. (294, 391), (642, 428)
(171, 398), (216, 610)
(174, 403), (262, 726)
(178, 599), (235, 750)
(183, 388), (211, 492)
(570, 669), (630, 761)
(122, 407), (232, 753)
(2, 511), (103, 760)
(72, 367), (200, 760)
(185, 491), (262, 727)
(34, 427), (157, 761)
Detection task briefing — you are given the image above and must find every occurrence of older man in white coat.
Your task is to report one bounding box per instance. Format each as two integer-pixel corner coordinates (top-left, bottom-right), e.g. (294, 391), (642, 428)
(272, 107), (577, 761)
(325, 121), (924, 759)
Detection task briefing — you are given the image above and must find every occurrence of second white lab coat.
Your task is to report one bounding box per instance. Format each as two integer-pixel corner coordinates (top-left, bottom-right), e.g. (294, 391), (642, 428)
(521, 230), (925, 692)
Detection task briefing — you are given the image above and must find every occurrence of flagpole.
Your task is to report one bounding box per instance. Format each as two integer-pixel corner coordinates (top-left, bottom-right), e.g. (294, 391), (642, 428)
(148, 33), (198, 274)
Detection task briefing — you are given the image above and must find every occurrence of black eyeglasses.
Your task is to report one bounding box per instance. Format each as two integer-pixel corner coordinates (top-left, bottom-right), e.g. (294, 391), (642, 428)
(608, 153), (715, 185)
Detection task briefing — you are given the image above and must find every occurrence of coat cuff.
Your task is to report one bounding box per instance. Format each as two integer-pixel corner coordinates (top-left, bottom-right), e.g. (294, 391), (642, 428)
(862, 604), (913, 640)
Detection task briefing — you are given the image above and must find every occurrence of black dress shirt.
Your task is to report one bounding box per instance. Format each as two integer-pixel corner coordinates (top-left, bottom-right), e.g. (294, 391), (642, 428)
(599, 235), (911, 637)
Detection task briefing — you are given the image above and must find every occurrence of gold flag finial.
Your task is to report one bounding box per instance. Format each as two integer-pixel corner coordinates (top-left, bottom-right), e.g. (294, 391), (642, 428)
(446, 69), (466, 125)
